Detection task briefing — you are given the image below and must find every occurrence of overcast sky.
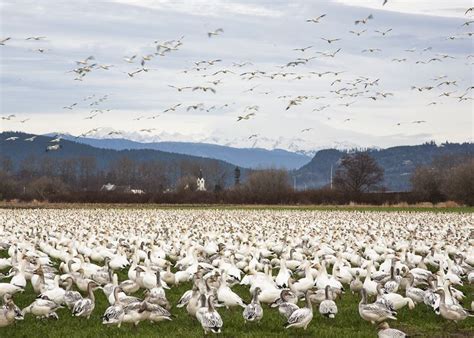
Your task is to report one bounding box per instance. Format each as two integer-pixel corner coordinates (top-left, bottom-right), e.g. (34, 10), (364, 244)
(0, 0), (473, 152)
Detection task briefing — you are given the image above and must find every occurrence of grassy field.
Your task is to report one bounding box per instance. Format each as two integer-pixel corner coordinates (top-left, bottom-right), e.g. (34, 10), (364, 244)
(1, 253), (473, 338)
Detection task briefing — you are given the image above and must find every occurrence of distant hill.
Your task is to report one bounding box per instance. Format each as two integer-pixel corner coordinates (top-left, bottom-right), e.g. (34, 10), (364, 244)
(293, 142), (474, 191)
(0, 132), (246, 187)
(56, 135), (311, 170)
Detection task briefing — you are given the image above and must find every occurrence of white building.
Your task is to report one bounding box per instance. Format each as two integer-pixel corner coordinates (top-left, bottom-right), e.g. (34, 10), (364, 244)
(196, 170), (206, 191)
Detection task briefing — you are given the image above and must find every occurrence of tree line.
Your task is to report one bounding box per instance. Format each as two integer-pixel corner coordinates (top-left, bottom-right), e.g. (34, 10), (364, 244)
(0, 151), (472, 205)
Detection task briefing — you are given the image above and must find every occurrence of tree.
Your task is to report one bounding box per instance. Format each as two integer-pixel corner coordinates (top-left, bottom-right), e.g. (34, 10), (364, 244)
(333, 152), (384, 194)
(242, 169), (293, 202)
(441, 158), (474, 206)
(410, 166), (444, 202)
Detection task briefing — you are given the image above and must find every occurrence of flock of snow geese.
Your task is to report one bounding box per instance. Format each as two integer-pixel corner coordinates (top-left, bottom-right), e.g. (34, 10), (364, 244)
(0, 209), (473, 336)
(1, 3), (474, 149)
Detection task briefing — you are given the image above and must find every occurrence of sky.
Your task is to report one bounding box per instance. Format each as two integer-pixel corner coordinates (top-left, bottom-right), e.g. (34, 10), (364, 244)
(0, 0), (473, 153)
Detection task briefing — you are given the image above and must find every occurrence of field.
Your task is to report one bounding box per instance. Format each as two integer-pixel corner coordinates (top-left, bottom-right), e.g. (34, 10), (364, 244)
(0, 207), (473, 337)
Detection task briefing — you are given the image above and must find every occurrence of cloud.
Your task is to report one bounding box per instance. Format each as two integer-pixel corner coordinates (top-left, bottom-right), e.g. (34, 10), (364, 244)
(0, 0), (472, 152)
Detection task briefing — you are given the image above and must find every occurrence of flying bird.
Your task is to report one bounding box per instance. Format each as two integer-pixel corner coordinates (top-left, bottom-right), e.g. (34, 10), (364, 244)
(26, 36), (46, 40)
(5, 137), (19, 141)
(374, 29), (392, 36)
(248, 134), (258, 139)
(208, 28), (224, 38)
(349, 29), (367, 36)
(1, 114), (15, 120)
(123, 55), (137, 63)
(237, 112), (256, 121)
(355, 14), (373, 25)
(293, 46), (313, 52)
(382, 0), (388, 6)
(321, 38), (341, 44)
(63, 103), (77, 110)
(412, 120), (426, 124)
(0, 37), (11, 45)
(301, 128), (313, 133)
(466, 7), (474, 15)
(24, 136), (37, 141)
(306, 14), (326, 23)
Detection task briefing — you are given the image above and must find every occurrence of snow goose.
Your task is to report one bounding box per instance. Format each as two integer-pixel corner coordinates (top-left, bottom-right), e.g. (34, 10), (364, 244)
(285, 290), (314, 330)
(62, 276), (82, 309)
(359, 288), (397, 324)
(377, 322), (406, 337)
(272, 289), (299, 320)
(217, 272), (246, 308)
(436, 289), (473, 322)
(319, 285), (338, 318)
(276, 258), (291, 288)
(0, 295), (23, 327)
(350, 271), (363, 294)
(243, 287), (263, 322)
(72, 281), (100, 318)
(196, 295), (223, 334)
(102, 287), (125, 327)
(22, 298), (62, 319)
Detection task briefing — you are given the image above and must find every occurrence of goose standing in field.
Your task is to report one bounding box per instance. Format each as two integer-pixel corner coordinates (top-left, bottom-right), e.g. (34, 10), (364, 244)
(0, 295), (23, 327)
(271, 289), (299, 320)
(405, 273), (425, 304)
(22, 298), (62, 319)
(359, 288), (397, 324)
(217, 272), (246, 308)
(377, 322), (406, 337)
(102, 287), (125, 327)
(196, 295), (223, 334)
(0, 283), (23, 297)
(63, 277), (82, 310)
(436, 289), (473, 322)
(350, 271), (363, 294)
(285, 290), (314, 330)
(72, 281), (100, 318)
(243, 287), (263, 323)
(319, 285), (338, 318)
(276, 258), (291, 288)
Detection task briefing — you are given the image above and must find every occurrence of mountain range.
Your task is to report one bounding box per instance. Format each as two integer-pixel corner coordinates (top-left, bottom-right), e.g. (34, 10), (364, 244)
(2, 131), (472, 192)
(293, 142), (474, 191)
(57, 134), (312, 170)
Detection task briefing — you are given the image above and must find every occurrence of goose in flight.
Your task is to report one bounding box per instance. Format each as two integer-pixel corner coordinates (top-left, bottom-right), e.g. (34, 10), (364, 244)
(248, 134), (258, 139)
(306, 14), (326, 23)
(147, 114), (160, 120)
(19, 118), (30, 123)
(339, 101), (356, 107)
(0, 37), (11, 45)
(232, 62), (253, 67)
(1, 114), (15, 120)
(26, 36), (46, 40)
(466, 7), (474, 15)
(107, 131), (122, 136)
(374, 29), (392, 36)
(212, 69), (234, 75)
(123, 55), (137, 63)
(313, 105), (330, 111)
(33, 48), (49, 53)
(192, 86), (216, 93)
(237, 112), (255, 121)
(412, 120), (426, 124)
(285, 60), (306, 67)
(293, 46), (313, 52)
(24, 136), (37, 141)
(362, 48), (381, 53)
(301, 128), (313, 133)
(133, 115), (146, 121)
(140, 128), (157, 133)
(349, 29), (367, 36)
(208, 28), (224, 38)
(168, 85), (190, 92)
(321, 38), (341, 44)
(5, 137), (19, 141)
(76, 56), (95, 65)
(63, 103), (77, 110)
(392, 58), (407, 62)
(195, 59), (222, 66)
(318, 48), (341, 57)
(243, 85), (259, 93)
(84, 113), (99, 120)
(126, 69), (143, 77)
(355, 14), (373, 25)
(99, 64), (114, 70)
(382, 0), (388, 5)
(186, 103), (204, 111)
(163, 103), (182, 113)
(50, 136), (62, 143)
(462, 20), (474, 27)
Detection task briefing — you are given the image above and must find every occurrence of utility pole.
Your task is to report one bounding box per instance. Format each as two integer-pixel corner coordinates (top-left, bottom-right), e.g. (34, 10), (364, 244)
(330, 164), (333, 190)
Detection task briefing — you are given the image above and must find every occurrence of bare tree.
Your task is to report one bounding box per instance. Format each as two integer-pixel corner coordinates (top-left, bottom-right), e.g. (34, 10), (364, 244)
(333, 152), (384, 193)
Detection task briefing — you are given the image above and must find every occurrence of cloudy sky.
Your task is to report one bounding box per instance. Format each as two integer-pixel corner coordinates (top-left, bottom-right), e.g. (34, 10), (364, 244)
(0, 0), (473, 152)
